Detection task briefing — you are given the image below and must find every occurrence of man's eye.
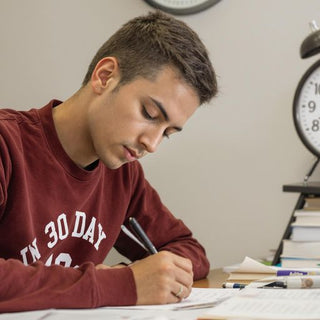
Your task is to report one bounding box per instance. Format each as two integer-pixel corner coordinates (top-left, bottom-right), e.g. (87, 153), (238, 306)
(142, 106), (156, 120)
(163, 132), (170, 139)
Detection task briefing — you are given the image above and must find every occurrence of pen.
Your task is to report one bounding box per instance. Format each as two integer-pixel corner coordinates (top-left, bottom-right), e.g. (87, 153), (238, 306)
(222, 282), (246, 289)
(129, 217), (158, 255)
(121, 224), (147, 251)
(262, 281), (286, 288)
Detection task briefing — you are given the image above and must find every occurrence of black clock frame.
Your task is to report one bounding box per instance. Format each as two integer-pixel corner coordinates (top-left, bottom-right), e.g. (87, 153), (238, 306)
(144, 0), (221, 15)
(293, 58), (320, 158)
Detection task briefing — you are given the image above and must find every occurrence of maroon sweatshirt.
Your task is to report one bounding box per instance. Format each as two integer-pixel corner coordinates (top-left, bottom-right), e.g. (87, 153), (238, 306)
(0, 100), (209, 312)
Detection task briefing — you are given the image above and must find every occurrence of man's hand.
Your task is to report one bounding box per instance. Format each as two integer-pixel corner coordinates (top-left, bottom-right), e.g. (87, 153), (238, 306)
(129, 250), (193, 305)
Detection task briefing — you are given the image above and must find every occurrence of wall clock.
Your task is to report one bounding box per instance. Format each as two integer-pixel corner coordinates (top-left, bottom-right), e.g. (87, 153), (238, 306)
(144, 0), (221, 15)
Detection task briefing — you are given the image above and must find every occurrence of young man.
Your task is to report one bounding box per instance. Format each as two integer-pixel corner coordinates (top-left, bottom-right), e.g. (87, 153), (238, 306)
(0, 11), (217, 312)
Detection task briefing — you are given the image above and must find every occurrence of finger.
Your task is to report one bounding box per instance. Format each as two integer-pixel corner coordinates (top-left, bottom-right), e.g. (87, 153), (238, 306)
(158, 252), (193, 292)
(174, 267), (193, 290)
(171, 282), (192, 302)
(171, 253), (193, 273)
(182, 283), (192, 298)
(172, 283), (184, 300)
(177, 282), (192, 299)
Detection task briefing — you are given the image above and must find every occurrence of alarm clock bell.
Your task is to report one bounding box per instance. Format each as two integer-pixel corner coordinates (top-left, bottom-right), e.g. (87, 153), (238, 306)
(300, 20), (320, 59)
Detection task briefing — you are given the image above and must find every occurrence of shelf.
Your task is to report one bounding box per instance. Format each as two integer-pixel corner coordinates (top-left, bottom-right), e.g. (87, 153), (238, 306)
(283, 181), (320, 195)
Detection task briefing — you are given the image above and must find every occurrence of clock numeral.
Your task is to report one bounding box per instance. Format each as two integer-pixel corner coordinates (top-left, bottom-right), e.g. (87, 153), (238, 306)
(308, 100), (316, 112)
(311, 119), (320, 132)
(315, 83), (320, 95)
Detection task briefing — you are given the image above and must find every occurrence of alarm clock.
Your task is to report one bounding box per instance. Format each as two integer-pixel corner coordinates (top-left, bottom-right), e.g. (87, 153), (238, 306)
(144, 0), (221, 15)
(293, 21), (320, 158)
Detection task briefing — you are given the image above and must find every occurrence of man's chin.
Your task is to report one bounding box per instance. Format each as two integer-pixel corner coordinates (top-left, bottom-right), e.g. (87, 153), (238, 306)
(101, 158), (127, 170)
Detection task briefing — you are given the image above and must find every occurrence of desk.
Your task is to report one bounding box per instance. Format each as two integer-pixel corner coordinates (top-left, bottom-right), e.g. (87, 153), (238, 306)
(193, 268), (228, 288)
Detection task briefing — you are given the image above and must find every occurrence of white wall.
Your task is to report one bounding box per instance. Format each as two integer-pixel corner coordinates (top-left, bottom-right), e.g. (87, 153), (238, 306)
(1, 0), (320, 268)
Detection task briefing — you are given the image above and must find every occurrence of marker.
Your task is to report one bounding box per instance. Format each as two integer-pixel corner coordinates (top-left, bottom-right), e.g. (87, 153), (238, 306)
(287, 275), (320, 289)
(263, 276), (320, 289)
(222, 282), (246, 289)
(129, 217), (158, 255)
(276, 270), (320, 276)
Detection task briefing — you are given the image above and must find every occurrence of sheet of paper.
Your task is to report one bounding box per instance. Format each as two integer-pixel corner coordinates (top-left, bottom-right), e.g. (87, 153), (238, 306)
(29, 308), (207, 320)
(200, 288), (320, 319)
(103, 287), (240, 310)
(0, 309), (50, 320)
(0, 288), (240, 320)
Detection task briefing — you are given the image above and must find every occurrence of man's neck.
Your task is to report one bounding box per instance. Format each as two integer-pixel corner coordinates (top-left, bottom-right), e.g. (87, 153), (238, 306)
(52, 88), (98, 168)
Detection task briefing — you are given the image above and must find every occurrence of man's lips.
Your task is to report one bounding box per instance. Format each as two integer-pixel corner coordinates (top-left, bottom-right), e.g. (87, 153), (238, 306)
(124, 146), (139, 162)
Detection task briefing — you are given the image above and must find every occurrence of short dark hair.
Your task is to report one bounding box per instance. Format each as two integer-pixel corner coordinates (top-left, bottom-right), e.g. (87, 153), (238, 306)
(82, 11), (217, 104)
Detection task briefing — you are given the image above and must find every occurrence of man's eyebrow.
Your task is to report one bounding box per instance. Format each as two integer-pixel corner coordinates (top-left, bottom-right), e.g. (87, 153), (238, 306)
(150, 97), (182, 132)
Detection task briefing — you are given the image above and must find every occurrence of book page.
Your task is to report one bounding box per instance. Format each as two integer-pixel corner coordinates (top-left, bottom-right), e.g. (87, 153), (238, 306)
(232, 256), (275, 274)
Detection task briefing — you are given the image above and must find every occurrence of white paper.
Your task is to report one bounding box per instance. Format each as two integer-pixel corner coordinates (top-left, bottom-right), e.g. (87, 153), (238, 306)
(103, 287), (240, 310)
(0, 288), (239, 320)
(201, 288), (320, 319)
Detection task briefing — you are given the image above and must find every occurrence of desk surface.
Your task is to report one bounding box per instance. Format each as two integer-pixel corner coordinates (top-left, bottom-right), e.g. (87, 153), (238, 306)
(193, 268), (228, 288)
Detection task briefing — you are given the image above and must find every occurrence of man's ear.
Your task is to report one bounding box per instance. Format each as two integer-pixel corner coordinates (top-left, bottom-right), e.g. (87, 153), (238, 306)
(91, 57), (120, 94)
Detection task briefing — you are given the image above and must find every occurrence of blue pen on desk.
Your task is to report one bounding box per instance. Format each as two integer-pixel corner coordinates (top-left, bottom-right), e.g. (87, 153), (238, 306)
(129, 217), (158, 255)
(222, 282), (246, 289)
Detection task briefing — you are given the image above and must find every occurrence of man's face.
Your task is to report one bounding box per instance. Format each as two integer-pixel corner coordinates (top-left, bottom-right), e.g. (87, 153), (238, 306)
(87, 67), (199, 169)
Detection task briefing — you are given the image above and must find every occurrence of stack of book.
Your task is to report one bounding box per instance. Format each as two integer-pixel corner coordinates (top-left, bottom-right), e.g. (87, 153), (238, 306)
(281, 197), (320, 268)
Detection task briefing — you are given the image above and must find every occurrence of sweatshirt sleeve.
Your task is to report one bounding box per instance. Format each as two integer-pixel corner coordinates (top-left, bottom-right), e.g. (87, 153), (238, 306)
(0, 258), (137, 312)
(114, 162), (210, 280)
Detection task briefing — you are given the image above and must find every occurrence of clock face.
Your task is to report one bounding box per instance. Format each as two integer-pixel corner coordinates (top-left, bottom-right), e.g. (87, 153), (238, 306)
(293, 59), (320, 157)
(144, 0), (221, 15)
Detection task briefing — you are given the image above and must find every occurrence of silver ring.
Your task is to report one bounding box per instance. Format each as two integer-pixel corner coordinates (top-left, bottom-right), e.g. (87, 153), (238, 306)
(174, 285), (183, 298)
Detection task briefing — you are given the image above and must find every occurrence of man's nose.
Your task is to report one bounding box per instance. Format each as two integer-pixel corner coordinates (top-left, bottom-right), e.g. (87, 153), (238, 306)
(139, 128), (163, 154)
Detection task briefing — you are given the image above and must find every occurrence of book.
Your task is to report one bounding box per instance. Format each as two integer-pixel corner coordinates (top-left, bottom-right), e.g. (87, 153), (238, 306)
(281, 239), (320, 258)
(280, 257), (320, 268)
(294, 209), (320, 224)
(304, 197), (320, 209)
(290, 226), (320, 241)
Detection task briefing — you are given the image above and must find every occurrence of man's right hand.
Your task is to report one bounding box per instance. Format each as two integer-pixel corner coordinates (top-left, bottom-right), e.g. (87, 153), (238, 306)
(129, 250), (193, 305)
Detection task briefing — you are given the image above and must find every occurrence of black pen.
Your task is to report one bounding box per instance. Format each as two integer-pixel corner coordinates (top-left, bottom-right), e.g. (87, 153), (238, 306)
(129, 217), (158, 255)
(262, 281), (286, 288)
